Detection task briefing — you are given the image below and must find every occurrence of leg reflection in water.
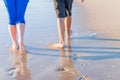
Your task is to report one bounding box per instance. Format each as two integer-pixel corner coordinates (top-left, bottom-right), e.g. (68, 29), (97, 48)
(7, 50), (32, 80)
(57, 39), (78, 80)
(57, 39), (89, 80)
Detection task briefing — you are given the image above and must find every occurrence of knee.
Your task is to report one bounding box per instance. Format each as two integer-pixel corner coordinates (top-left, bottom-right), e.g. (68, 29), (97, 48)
(9, 17), (16, 25)
(16, 17), (25, 24)
(9, 17), (25, 25)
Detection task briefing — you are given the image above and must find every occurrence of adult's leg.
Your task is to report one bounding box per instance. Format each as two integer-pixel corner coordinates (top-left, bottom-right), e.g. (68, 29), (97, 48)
(4, 0), (18, 50)
(8, 25), (18, 50)
(16, 0), (28, 51)
(55, 18), (65, 48)
(65, 0), (73, 40)
(54, 0), (66, 48)
(17, 23), (26, 51)
(65, 16), (72, 40)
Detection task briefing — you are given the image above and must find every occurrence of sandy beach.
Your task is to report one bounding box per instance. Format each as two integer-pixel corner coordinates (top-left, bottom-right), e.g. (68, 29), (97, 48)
(0, 0), (120, 80)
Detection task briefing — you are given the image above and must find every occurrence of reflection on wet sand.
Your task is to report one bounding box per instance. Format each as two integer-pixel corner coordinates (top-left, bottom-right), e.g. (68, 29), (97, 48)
(57, 40), (89, 80)
(7, 50), (32, 80)
(59, 49), (78, 80)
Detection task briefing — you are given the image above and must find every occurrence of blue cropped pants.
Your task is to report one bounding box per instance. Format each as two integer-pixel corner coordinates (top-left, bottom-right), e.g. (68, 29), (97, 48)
(4, 0), (29, 25)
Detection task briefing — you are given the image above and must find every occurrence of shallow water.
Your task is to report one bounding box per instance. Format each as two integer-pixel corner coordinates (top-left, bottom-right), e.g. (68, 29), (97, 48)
(0, 0), (120, 80)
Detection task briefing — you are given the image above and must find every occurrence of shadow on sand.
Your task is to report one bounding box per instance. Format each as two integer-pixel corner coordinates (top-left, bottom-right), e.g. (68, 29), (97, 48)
(26, 37), (120, 61)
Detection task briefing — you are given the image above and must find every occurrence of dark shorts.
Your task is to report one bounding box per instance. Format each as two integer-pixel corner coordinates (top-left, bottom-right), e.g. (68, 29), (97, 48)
(54, 0), (73, 18)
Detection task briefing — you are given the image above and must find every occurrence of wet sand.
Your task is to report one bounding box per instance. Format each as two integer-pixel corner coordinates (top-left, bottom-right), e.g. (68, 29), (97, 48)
(0, 0), (120, 80)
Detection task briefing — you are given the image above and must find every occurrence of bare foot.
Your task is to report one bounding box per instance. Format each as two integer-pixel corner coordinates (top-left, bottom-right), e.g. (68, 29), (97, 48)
(19, 45), (27, 52)
(53, 43), (64, 48)
(66, 39), (71, 47)
(9, 44), (19, 51)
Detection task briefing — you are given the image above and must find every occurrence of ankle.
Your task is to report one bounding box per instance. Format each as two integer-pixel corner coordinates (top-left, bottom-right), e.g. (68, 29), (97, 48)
(19, 42), (24, 47)
(19, 44), (27, 52)
(11, 44), (19, 50)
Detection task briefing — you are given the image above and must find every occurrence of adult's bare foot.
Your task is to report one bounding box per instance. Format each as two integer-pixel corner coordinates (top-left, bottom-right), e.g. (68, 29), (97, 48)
(19, 44), (27, 52)
(9, 44), (19, 51)
(66, 39), (71, 47)
(53, 43), (64, 48)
